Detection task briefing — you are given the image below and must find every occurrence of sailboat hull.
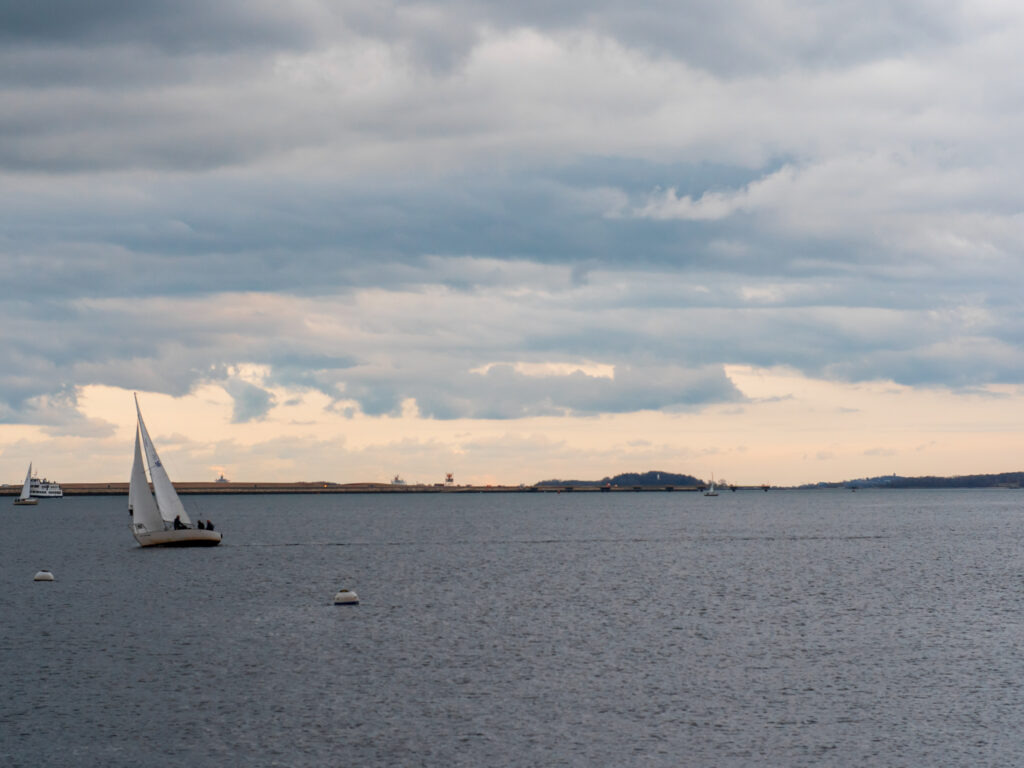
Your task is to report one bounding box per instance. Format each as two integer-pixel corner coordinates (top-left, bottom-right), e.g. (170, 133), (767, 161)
(13, 498), (39, 506)
(132, 528), (222, 547)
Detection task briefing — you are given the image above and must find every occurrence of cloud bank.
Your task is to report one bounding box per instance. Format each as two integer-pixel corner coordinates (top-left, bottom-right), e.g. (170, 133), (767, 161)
(3, 0), (1024, 438)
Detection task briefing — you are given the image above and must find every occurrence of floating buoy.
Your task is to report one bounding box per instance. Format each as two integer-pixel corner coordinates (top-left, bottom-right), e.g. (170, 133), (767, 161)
(334, 589), (359, 605)
(33, 570), (54, 582)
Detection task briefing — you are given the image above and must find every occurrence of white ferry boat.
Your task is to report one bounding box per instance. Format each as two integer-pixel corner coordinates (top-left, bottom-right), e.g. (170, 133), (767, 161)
(30, 475), (63, 498)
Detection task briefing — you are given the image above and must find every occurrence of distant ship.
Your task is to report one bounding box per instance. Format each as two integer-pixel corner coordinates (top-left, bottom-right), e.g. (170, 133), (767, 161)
(30, 474), (63, 498)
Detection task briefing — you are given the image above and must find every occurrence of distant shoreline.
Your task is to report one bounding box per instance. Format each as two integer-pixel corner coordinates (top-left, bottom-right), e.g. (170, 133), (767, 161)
(6, 477), (1019, 496)
(0, 481), (773, 496)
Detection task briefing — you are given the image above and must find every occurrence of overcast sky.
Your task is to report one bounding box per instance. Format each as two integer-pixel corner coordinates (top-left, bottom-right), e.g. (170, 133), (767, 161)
(3, 0), (1024, 485)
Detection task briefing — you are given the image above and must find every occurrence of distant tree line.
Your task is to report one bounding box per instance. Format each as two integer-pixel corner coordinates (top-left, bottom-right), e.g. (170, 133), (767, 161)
(537, 469), (1024, 489)
(802, 472), (1024, 489)
(536, 470), (703, 488)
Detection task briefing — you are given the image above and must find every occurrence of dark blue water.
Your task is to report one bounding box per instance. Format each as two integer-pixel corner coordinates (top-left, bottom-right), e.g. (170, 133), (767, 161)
(3, 489), (1024, 766)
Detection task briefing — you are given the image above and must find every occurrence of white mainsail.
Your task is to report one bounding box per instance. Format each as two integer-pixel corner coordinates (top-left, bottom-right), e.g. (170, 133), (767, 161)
(135, 395), (191, 526)
(19, 463), (32, 501)
(129, 426), (164, 534)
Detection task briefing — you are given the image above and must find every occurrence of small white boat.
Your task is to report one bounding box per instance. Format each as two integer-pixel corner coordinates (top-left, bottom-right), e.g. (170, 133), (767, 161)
(704, 474), (719, 497)
(334, 589), (359, 605)
(129, 395), (222, 547)
(33, 570), (54, 581)
(13, 464), (38, 506)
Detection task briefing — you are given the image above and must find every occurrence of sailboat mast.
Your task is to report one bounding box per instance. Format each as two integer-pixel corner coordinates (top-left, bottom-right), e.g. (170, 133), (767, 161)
(134, 393), (152, 480)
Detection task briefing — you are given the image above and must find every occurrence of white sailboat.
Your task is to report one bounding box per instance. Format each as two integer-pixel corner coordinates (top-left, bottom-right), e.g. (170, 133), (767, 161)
(704, 474), (719, 497)
(13, 463), (39, 505)
(129, 395), (221, 547)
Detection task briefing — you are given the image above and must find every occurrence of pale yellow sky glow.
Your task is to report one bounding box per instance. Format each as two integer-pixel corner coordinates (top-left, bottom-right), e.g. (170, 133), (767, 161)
(3, 366), (1022, 487)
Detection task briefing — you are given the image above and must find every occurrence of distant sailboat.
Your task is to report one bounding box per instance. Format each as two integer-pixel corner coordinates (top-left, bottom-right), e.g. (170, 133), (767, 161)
(13, 463), (38, 506)
(129, 395), (221, 547)
(704, 474), (719, 497)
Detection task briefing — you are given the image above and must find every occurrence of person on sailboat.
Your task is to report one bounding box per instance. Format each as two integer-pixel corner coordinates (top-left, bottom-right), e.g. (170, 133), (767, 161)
(173, 514), (185, 530)
(206, 519), (214, 531)
(197, 519), (205, 530)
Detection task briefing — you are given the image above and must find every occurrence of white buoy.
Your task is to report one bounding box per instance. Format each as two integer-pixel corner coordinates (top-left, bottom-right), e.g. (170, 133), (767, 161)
(33, 570), (54, 582)
(334, 588), (359, 605)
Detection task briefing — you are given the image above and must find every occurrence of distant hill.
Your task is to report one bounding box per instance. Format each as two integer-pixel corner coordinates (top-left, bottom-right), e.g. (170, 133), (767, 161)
(800, 472), (1024, 489)
(536, 469), (1024, 490)
(536, 470), (703, 488)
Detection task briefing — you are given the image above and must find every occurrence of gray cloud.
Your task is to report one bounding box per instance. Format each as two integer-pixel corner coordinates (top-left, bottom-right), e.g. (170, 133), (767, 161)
(3, 1), (1024, 430)
(0, 1), (318, 52)
(337, 0), (968, 75)
(4, 249), (1024, 426)
(0, 1), (998, 178)
(224, 379), (277, 423)
(0, 383), (116, 437)
(0, 1), (971, 77)
(341, 363), (742, 419)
